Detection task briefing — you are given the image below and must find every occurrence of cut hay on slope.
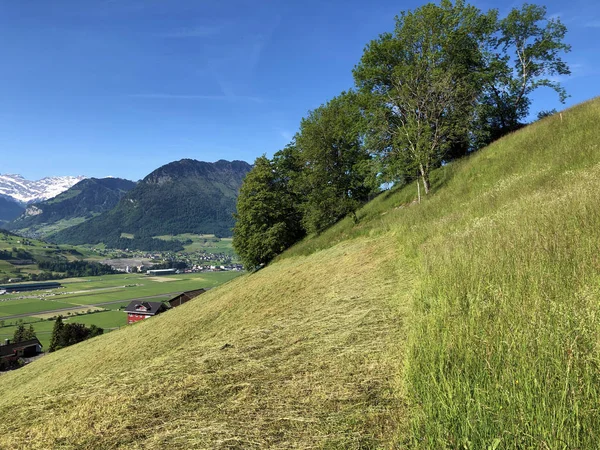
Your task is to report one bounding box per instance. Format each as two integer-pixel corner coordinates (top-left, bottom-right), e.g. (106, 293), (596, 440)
(0, 236), (411, 449)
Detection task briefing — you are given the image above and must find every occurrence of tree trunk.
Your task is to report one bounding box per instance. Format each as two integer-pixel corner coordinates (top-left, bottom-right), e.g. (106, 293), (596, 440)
(419, 164), (430, 195)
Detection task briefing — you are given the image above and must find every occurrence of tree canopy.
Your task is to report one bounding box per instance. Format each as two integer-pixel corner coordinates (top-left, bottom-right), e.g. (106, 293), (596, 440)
(232, 0), (571, 270)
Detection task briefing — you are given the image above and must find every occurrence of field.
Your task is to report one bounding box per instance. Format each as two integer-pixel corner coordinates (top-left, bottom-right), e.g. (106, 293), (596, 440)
(0, 271), (241, 349)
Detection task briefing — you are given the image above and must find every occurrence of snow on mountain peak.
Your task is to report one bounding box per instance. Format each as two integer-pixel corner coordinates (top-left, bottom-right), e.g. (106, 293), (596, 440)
(0, 174), (87, 204)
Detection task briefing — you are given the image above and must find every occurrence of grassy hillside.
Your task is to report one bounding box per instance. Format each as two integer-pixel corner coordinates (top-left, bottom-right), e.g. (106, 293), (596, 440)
(0, 99), (599, 448)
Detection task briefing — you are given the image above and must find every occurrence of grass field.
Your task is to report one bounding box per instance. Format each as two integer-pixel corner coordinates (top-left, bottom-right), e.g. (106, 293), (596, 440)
(0, 271), (241, 350)
(0, 99), (599, 448)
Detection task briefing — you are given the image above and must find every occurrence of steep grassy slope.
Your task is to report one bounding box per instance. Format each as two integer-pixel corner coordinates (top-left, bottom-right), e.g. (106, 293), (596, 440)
(1, 99), (599, 448)
(0, 235), (410, 449)
(283, 98), (600, 447)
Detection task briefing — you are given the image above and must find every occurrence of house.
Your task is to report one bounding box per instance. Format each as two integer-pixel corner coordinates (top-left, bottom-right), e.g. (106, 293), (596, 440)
(168, 288), (207, 308)
(124, 301), (169, 324)
(0, 338), (43, 365)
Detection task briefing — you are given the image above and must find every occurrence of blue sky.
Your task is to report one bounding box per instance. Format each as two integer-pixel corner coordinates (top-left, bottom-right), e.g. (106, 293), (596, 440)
(0, 0), (598, 181)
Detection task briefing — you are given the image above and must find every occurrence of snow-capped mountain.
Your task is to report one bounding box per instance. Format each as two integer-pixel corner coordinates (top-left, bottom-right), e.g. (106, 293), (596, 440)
(0, 174), (87, 204)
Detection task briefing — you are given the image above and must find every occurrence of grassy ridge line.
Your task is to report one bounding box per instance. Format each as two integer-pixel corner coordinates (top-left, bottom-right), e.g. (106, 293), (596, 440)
(0, 235), (411, 449)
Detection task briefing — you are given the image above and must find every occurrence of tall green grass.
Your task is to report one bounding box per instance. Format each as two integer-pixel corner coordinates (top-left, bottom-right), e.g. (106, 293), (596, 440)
(404, 100), (600, 447)
(286, 98), (600, 446)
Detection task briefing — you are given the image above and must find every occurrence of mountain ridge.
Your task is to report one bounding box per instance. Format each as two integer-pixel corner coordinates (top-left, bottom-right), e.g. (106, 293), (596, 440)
(49, 159), (252, 248)
(0, 174), (86, 204)
(4, 177), (136, 238)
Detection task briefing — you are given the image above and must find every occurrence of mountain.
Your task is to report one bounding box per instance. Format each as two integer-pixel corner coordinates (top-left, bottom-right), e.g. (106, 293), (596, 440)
(0, 196), (24, 223)
(49, 159), (252, 249)
(4, 177), (136, 238)
(0, 174), (86, 204)
(2, 100), (598, 448)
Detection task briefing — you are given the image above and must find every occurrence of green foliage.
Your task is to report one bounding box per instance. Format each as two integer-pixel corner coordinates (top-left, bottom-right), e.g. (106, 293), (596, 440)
(476, 3), (571, 141)
(354, 0), (497, 192)
(294, 91), (375, 233)
(12, 321), (36, 343)
(37, 260), (117, 277)
(354, 0), (571, 190)
(48, 316), (64, 352)
(233, 155), (305, 270)
(48, 315), (103, 352)
(233, 94), (377, 269)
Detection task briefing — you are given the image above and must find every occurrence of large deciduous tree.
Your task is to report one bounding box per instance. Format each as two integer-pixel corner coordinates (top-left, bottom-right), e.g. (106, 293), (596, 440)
(354, 0), (496, 194)
(294, 91), (374, 232)
(233, 153), (305, 271)
(476, 3), (571, 142)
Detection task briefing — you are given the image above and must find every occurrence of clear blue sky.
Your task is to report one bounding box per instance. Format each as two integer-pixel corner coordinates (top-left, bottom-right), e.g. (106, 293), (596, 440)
(0, 0), (598, 181)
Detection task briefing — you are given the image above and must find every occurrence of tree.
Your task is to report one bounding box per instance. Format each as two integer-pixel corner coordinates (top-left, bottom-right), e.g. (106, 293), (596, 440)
(48, 316), (64, 352)
(12, 321), (25, 343)
(48, 317), (103, 352)
(233, 153), (305, 271)
(354, 0), (496, 194)
(294, 91), (375, 232)
(476, 3), (570, 143)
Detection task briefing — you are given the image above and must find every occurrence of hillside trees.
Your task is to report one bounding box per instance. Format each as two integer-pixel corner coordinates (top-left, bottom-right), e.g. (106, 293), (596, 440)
(233, 0), (571, 269)
(233, 154), (305, 270)
(13, 322), (36, 343)
(48, 316), (104, 352)
(475, 3), (571, 143)
(353, 0), (570, 192)
(294, 91), (374, 233)
(233, 92), (378, 270)
(353, 0), (497, 193)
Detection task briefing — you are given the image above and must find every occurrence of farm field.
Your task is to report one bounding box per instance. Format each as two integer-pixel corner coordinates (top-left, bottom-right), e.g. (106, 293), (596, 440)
(0, 271), (241, 349)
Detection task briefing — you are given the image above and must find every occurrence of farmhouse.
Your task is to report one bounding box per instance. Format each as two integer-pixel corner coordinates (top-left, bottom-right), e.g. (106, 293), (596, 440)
(124, 301), (169, 324)
(0, 281), (62, 293)
(168, 288), (207, 308)
(0, 338), (43, 364)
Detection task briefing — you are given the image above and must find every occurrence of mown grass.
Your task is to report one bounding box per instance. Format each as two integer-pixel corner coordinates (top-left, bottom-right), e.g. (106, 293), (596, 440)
(0, 235), (409, 449)
(0, 99), (598, 448)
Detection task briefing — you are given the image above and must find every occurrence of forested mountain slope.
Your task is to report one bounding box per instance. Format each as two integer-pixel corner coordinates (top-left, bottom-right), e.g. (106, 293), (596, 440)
(0, 196), (24, 223)
(0, 99), (599, 448)
(49, 159), (251, 249)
